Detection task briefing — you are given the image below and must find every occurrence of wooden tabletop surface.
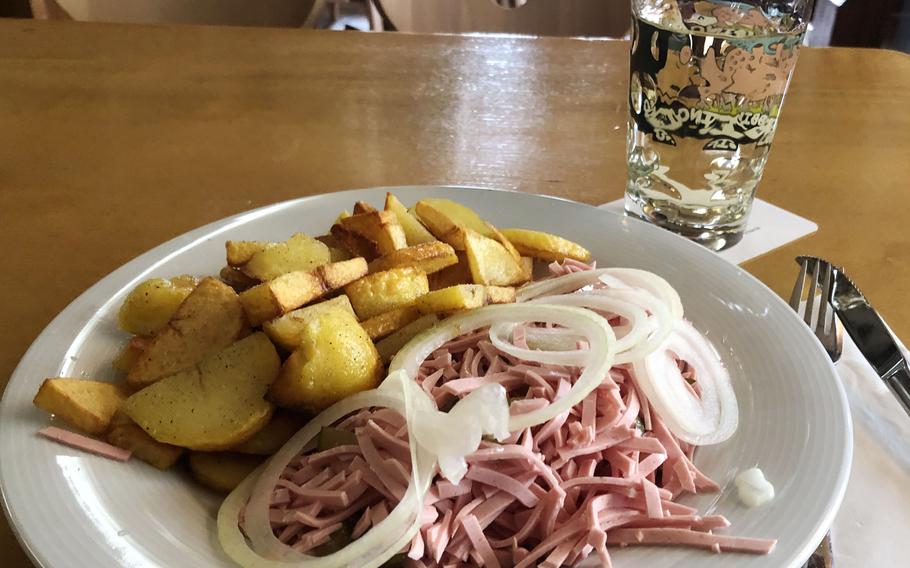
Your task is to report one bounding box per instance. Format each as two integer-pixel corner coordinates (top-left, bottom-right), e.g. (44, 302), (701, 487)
(1, 18), (909, 566)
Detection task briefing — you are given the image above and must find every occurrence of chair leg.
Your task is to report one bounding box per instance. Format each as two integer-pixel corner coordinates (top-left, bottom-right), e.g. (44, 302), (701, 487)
(29, 0), (72, 20)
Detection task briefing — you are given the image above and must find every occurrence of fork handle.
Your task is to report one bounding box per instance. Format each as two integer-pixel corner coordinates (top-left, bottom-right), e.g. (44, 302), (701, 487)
(884, 368), (910, 418)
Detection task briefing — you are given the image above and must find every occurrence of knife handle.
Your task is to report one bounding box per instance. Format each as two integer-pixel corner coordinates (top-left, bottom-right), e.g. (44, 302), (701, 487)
(885, 367), (910, 418)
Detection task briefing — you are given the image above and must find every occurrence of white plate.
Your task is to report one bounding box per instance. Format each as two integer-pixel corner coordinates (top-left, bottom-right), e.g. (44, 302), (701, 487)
(0, 186), (851, 568)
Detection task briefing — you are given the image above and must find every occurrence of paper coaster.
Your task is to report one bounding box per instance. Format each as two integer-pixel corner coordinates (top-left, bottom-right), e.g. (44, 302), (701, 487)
(599, 198), (817, 265)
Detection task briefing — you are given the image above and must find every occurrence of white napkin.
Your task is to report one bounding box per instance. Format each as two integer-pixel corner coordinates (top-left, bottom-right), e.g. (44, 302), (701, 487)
(598, 198), (817, 264)
(830, 328), (910, 567)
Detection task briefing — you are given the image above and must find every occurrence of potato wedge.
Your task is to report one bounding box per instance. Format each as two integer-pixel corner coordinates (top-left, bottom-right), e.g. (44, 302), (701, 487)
(384, 193), (436, 245)
(375, 314), (440, 363)
(240, 258), (368, 326)
(270, 309), (383, 413)
(413, 198), (495, 249)
(428, 252), (473, 290)
(117, 276), (197, 336)
(226, 240), (270, 267)
(33, 378), (131, 435)
(464, 230), (526, 286)
(368, 242), (458, 275)
(219, 266), (259, 292)
(499, 228), (591, 263)
(415, 284), (515, 314)
(188, 452), (264, 493)
(519, 256), (534, 282)
(112, 342), (144, 374)
(344, 267), (429, 320)
(339, 210), (407, 255)
(314, 234), (354, 262)
(107, 422), (184, 470)
(360, 306), (422, 341)
(329, 224), (378, 261)
(229, 410), (307, 455)
(241, 233), (331, 281)
(415, 284), (486, 314)
(123, 333), (279, 450)
(353, 200), (377, 214)
(263, 295), (357, 351)
(128, 278), (248, 387)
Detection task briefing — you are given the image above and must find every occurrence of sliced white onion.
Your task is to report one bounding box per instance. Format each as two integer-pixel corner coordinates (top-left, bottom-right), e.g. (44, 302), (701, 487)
(631, 319), (738, 445)
(598, 268), (684, 320)
(389, 303), (616, 433)
(488, 322), (590, 367)
(218, 373), (435, 568)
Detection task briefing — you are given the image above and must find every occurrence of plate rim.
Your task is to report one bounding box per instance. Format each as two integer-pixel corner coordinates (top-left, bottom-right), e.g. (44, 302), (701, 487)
(0, 185), (853, 568)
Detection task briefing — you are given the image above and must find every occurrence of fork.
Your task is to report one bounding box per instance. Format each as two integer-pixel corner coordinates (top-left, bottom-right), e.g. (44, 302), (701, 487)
(790, 256), (842, 568)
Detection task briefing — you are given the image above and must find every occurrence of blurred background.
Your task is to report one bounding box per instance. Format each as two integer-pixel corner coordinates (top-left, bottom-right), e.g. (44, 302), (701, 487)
(1, 0), (908, 53)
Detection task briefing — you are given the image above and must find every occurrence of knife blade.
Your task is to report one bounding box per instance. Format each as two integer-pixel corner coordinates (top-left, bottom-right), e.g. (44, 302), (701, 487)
(830, 264), (910, 416)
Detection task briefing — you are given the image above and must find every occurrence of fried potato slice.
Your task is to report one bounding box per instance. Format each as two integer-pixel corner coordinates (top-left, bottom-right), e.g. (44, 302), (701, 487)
(359, 306), (422, 341)
(329, 224), (378, 261)
(106, 420), (184, 470)
(339, 210), (408, 255)
(219, 266), (259, 292)
(128, 278), (248, 387)
(353, 200), (378, 214)
(315, 234), (353, 262)
(412, 198), (495, 250)
(415, 284), (515, 315)
(368, 242), (458, 275)
(226, 240), (270, 267)
(117, 276), (197, 336)
(112, 342), (144, 374)
(240, 233), (331, 281)
(33, 378), (131, 435)
(124, 333), (279, 451)
(428, 252), (473, 290)
(519, 256), (534, 282)
(464, 230), (526, 286)
(269, 309), (383, 413)
(240, 258), (367, 326)
(375, 314), (440, 363)
(263, 295), (357, 351)
(384, 193), (436, 245)
(344, 267), (429, 320)
(188, 452), (264, 493)
(499, 228), (591, 263)
(228, 410), (307, 456)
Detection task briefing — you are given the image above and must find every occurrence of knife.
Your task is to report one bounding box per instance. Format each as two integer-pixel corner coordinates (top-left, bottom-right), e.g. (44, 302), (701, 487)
(829, 263), (910, 416)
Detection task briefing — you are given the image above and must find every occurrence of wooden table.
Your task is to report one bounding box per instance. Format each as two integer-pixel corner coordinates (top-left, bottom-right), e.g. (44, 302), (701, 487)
(1, 18), (909, 566)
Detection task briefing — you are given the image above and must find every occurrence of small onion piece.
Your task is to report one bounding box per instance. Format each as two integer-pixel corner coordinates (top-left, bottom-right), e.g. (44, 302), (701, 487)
(631, 319), (738, 445)
(218, 373), (435, 568)
(389, 303), (616, 433)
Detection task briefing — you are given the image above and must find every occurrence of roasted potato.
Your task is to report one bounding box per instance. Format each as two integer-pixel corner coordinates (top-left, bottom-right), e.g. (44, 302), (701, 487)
(464, 230), (526, 286)
(368, 242), (458, 275)
(269, 309), (383, 413)
(107, 421), (184, 470)
(188, 452), (264, 493)
(338, 210), (407, 256)
(329, 223), (377, 261)
(123, 333), (279, 451)
(112, 342), (143, 374)
(240, 233), (331, 281)
(33, 378), (131, 435)
(519, 256), (534, 282)
(384, 193), (436, 245)
(412, 198), (495, 250)
(375, 314), (440, 363)
(415, 284), (515, 315)
(344, 267), (429, 320)
(219, 266), (259, 292)
(499, 228), (591, 263)
(353, 200), (377, 214)
(225, 240), (270, 267)
(117, 276), (197, 336)
(263, 295), (357, 351)
(240, 258), (368, 326)
(360, 306), (422, 341)
(229, 410), (307, 455)
(128, 278), (248, 388)
(315, 234), (353, 262)
(428, 252), (474, 290)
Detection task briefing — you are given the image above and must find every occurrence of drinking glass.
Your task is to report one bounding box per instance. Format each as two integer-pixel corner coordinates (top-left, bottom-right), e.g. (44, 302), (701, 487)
(625, 0), (814, 250)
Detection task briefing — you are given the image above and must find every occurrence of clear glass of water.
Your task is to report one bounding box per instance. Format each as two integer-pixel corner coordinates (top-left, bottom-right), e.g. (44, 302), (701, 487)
(625, 0), (814, 250)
